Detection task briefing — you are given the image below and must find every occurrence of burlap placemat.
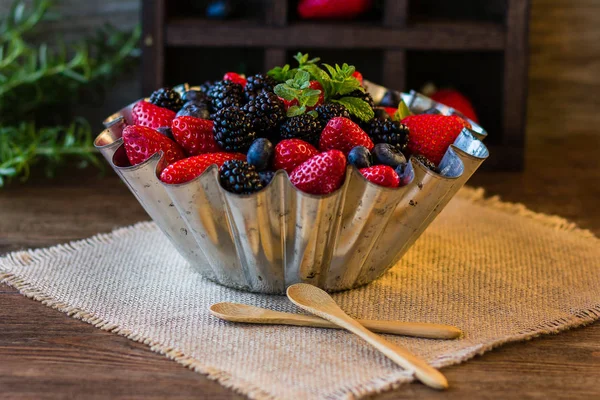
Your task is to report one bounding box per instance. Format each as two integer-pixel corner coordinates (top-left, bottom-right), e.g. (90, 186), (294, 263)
(1, 187), (599, 399)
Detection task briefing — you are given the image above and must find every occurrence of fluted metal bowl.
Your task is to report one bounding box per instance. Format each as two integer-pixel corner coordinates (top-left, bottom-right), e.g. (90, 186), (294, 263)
(94, 81), (489, 294)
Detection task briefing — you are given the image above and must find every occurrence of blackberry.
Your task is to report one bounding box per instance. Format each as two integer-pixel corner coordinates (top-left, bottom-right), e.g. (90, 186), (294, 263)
(366, 119), (410, 153)
(213, 106), (256, 152)
(315, 103), (351, 126)
(242, 91), (286, 134)
(219, 160), (264, 194)
(279, 114), (323, 146)
(199, 80), (214, 93)
(149, 87), (183, 112)
(207, 80), (244, 112)
(413, 154), (440, 173)
(374, 107), (393, 120)
(244, 73), (277, 102)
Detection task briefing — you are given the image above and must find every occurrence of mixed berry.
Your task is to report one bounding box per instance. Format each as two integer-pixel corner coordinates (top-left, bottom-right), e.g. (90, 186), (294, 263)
(122, 53), (471, 195)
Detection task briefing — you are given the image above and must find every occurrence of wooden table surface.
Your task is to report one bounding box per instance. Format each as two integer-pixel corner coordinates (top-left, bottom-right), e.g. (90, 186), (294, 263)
(1, 130), (599, 399)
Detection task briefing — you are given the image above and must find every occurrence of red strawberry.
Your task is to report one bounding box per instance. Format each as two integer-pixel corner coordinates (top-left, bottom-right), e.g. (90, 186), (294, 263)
(430, 89), (478, 123)
(223, 72), (247, 88)
(171, 116), (220, 156)
(290, 150), (347, 195)
(308, 80), (325, 109)
(402, 114), (470, 166)
(319, 117), (374, 155)
(159, 152), (246, 184)
(359, 165), (399, 188)
(132, 100), (176, 130)
(273, 139), (319, 174)
(297, 0), (372, 19)
(352, 70), (364, 85)
(122, 125), (185, 166)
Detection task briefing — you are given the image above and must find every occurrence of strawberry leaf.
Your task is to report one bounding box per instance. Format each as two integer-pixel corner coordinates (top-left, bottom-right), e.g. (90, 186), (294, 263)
(393, 100), (412, 121)
(331, 97), (374, 122)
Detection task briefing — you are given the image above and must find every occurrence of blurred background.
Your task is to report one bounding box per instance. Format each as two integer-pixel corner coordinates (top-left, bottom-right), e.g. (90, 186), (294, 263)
(0, 0), (598, 186)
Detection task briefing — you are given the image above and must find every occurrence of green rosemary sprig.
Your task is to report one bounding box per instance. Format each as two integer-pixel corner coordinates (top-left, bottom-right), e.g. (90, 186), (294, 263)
(0, 0), (141, 187)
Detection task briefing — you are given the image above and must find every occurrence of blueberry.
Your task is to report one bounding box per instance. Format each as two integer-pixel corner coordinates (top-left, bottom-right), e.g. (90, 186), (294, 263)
(347, 146), (372, 169)
(182, 90), (207, 103)
(156, 126), (174, 140)
(258, 170), (276, 187)
(247, 138), (273, 171)
(395, 162), (414, 187)
(176, 103), (210, 119)
(372, 143), (406, 168)
(380, 90), (401, 108)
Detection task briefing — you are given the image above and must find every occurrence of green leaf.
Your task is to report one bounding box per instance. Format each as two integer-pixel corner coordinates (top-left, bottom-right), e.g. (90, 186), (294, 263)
(336, 79), (361, 96)
(393, 100), (412, 121)
(331, 97), (374, 122)
(322, 63), (337, 77)
(273, 83), (299, 101)
(307, 110), (318, 118)
(286, 105), (306, 117)
(268, 64), (296, 82)
(293, 69), (310, 86)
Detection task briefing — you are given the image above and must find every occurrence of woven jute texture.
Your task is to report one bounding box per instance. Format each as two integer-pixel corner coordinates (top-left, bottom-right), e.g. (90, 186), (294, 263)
(1, 187), (599, 399)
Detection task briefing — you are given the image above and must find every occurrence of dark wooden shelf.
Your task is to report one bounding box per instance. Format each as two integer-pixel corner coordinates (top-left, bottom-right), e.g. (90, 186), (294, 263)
(165, 19), (505, 50)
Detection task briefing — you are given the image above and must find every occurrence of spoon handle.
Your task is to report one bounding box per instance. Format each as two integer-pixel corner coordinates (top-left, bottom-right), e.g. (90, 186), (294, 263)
(210, 306), (460, 339)
(325, 313), (448, 390)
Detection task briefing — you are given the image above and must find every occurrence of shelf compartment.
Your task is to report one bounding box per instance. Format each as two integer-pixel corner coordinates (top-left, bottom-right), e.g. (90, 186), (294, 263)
(165, 19), (506, 50)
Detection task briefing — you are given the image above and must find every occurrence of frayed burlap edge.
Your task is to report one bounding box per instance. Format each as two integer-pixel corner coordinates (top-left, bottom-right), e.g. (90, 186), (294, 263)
(1, 187), (598, 400)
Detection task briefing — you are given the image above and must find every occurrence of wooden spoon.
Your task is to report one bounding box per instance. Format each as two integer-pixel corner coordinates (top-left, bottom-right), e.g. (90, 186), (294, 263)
(286, 283), (449, 390)
(210, 302), (461, 339)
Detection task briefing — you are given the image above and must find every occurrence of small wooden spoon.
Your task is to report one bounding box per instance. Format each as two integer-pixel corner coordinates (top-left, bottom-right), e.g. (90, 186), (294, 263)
(286, 283), (449, 390)
(210, 302), (461, 339)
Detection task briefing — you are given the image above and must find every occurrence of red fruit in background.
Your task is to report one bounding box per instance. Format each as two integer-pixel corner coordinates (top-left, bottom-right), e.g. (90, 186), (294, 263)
(352, 70), (363, 85)
(298, 0), (372, 19)
(122, 125), (185, 166)
(159, 152), (246, 184)
(273, 139), (319, 174)
(319, 117), (374, 155)
(430, 89), (478, 123)
(359, 165), (400, 188)
(402, 114), (470, 166)
(171, 116), (220, 156)
(223, 72), (247, 88)
(384, 107), (398, 118)
(132, 100), (176, 130)
(290, 150), (347, 195)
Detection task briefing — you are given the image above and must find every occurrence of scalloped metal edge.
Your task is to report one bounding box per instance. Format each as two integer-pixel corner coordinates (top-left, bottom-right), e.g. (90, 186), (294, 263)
(95, 86), (488, 294)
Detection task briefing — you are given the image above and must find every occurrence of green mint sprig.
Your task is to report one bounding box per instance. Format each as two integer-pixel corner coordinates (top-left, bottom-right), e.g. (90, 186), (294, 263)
(274, 70), (321, 117)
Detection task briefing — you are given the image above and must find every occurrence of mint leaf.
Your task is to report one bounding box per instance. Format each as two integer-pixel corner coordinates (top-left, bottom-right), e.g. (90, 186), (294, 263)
(294, 52), (320, 67)
(293, 69), (311, 86)
(287, 105), (306, 117)
(274, 84), (300, 101)
(331, 97), (374, 122)
(307, 110), (318, 118)
(300, 64), (332, 95)
(337, 79), (361, 96)
(322, 63), (337, 77)
(268, 64), (296, 82)
(393, 100), (412, 121)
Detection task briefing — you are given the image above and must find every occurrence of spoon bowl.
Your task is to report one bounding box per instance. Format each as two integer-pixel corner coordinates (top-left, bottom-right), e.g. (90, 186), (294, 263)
(287, 283), (449, 390)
